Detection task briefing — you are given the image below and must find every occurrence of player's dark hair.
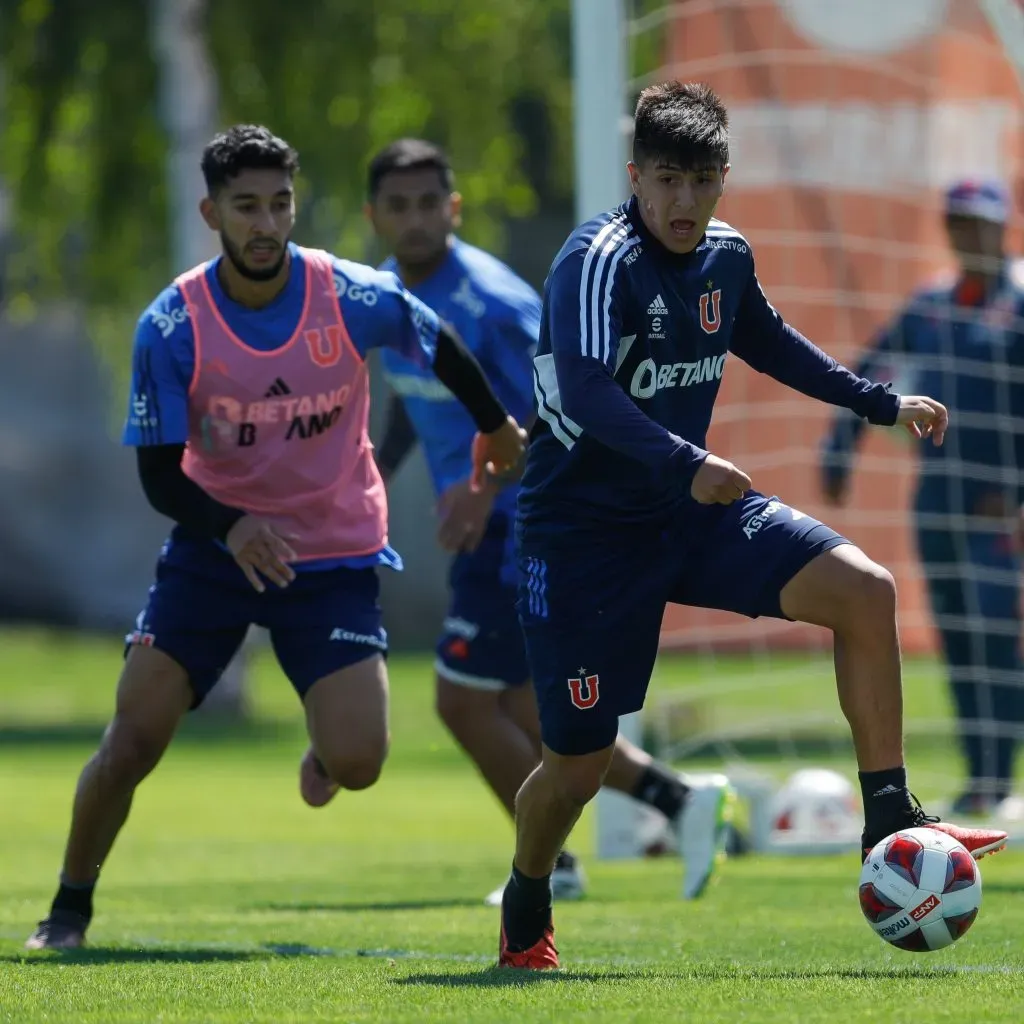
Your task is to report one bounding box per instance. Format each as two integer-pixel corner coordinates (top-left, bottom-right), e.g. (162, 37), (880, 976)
(367, 138), (454, 199)
(632, 81), (729, 171)
(201, 125), (300, 196)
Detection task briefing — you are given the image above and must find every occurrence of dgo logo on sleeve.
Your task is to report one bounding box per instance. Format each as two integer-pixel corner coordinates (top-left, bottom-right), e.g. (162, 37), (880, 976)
(333, 270), (379, 307)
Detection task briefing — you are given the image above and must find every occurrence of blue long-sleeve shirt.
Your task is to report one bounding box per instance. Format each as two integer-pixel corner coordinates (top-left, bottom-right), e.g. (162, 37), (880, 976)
(379, 238), (539, 521)
(823, 260), (1024, 518)
(519, 196), (898, 532)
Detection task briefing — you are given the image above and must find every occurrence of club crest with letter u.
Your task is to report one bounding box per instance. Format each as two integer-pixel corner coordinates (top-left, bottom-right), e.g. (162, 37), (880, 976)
(699, 288), (722, 334)
(568, 672), (600, 709)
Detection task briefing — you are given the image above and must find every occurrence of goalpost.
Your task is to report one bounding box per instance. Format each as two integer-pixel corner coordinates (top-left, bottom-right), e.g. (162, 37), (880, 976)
(574, 0), (1024, 859)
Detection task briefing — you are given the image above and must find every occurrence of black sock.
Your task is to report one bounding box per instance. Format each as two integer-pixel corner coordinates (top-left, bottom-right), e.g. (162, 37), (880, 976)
(631, 764), (687, 822)
(501, 863), (551, 952)
(859, 766), (915, 841)
(51, 877), (95, 923)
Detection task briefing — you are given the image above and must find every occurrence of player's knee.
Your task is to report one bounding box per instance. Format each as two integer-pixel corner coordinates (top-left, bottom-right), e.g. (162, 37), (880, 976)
(320, 747), (388, 791)
(807, 547), (897, 634)
(544, 754), (609, 807)
(842, 561), (897, 632)
(553, 769), (603, 807)
(100, 717), (169, 785)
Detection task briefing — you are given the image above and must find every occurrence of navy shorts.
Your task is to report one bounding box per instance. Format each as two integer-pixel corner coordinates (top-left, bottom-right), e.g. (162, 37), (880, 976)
(435, 513), (530, 690)
(127, 538), (387, 708)
(517, 491), (849, 755)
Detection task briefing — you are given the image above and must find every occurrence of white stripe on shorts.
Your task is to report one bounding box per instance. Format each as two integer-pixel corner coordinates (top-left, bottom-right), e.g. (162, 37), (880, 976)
(434, 659), (510, 692)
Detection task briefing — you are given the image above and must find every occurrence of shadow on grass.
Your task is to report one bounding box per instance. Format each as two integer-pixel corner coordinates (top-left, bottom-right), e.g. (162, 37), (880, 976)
(256, 898), (483, 913)
(0, 717), (294, 748)
(2, 947), (279, 966)
(396, 969), (639, 987)
(397, 962), (1014, 986)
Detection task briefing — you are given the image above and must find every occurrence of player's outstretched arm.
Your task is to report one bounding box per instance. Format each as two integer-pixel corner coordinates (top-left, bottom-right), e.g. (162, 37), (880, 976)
(358, 268), (525, 491)
(430, 322), (526, 491)
(137, 445), (296, 592)
(375, 394), (417, 485)
(730, 268), (900, 427)
(820, 325), (906, 505)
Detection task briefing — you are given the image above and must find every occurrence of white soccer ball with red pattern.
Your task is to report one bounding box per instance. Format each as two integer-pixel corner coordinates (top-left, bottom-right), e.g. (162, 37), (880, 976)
(858, 826), (982, 951)
(770, 768), (861, 839)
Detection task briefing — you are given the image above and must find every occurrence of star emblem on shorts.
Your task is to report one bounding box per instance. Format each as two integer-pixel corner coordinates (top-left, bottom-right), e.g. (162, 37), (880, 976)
(577, 666), (586, 674)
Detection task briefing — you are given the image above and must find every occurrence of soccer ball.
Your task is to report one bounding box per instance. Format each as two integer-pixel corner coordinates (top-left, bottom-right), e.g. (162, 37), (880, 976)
(770, 768), (861, 840)
(859, 827), (982, 951)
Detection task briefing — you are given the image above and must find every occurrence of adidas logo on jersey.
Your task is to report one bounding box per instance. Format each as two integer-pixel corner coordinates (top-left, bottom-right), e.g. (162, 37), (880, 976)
(647, 294), (669, 339)
(264, 377), (292, 398)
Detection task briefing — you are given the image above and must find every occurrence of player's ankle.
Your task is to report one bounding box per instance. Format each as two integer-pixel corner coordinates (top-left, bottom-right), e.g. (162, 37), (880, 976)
(631, 764), (686, 821)
(52, 875), (97, 923)
(501, 862), (552, 952)
(859, 765), (914, 838)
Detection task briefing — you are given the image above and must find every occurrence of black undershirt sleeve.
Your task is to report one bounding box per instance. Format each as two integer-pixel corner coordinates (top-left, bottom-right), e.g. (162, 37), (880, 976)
(431, 322), (508, 434)
(138, 326), (505, 538)
(136, 444), (246, 542)
(375, 395), (418, 480)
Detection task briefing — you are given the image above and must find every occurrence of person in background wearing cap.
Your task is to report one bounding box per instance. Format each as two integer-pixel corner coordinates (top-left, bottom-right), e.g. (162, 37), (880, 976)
(821, 179), (1024, 819)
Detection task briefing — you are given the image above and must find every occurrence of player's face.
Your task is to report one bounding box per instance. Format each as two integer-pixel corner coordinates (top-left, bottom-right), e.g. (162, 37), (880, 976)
(367, 169), (460, 270)
(945, 214), (1005, 275)
(628, 160), (728, 254)
(201, 169), (295, 282)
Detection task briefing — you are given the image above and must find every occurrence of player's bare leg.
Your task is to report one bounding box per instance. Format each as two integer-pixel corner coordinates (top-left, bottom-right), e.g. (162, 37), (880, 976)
(514, 745), (612, 874)
(437, 676), (541, 815)
(434, 682), (582, 904)
(604, 734), (734, 898)
(780, 543), (1007, 860)
(26, 645), (191, 949)
(781, 544), (904, 771)
(302, 654), (390, 801)
(497, 743), (614, 969)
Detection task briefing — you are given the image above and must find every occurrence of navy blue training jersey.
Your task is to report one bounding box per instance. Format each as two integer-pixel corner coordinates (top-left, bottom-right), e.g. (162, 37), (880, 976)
(519, 196), (900, 532)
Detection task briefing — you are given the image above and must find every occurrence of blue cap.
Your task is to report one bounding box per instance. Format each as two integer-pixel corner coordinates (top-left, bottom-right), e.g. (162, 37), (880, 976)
(944, 179), (1010, 223)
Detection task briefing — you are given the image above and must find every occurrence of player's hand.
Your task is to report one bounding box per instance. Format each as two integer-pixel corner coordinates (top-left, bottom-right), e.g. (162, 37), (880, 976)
(470, 416), (527, 493)
(690, 453), (751, 505)
(225, 516), (298, 593)
(437, 477), (497, 553)
(896, 395), (948, 446)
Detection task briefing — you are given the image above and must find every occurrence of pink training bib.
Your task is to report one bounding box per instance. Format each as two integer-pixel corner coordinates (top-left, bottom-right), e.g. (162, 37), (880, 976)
(179, 247), (387, 561)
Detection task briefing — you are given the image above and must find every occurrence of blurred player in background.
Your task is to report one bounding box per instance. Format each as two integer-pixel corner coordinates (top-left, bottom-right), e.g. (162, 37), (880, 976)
(497, 82), (1009, 970)
(295, 137), (734, 905)
(822, 180), (1024, 818)
(26, 125), (525, 950)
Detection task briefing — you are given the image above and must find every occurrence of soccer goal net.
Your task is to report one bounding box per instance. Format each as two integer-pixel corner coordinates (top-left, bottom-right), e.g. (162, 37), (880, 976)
(590, 0), (1024, 858)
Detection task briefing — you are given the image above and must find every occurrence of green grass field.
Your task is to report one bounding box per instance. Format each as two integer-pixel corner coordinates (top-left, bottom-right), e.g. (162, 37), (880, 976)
(0, 628), (1021, 1023)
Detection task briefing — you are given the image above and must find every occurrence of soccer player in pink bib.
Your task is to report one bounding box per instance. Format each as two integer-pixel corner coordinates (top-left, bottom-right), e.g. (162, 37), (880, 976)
(26, 125), (525, 950)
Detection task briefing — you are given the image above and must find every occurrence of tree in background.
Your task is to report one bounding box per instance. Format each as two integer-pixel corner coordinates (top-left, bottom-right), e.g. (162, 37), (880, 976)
(0, 0), (571, 327)
(0, 0), (573, 710)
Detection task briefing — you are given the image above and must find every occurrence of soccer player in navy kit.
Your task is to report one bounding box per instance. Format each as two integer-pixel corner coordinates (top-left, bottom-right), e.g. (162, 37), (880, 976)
(823, 180), (1024, 817)
(309, 138), (731, 904)
(497, 82), (1009, 969)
